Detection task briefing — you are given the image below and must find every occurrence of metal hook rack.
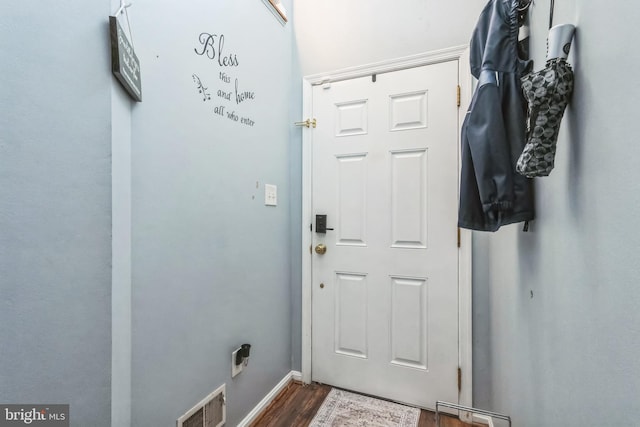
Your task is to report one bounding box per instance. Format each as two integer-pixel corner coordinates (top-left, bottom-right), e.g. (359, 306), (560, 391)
(516, 0), (533, 13)
(516, 0), (532, 26)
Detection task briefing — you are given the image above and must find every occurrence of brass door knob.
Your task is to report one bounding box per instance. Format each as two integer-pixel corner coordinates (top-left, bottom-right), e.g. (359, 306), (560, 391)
(315, 244), (327, 255)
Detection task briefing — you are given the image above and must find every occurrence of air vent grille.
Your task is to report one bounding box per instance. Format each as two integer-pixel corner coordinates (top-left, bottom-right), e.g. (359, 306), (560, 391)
(204, 394), (224, 427)
(182, 408), (204, 427)
(177, 384), (226, 427)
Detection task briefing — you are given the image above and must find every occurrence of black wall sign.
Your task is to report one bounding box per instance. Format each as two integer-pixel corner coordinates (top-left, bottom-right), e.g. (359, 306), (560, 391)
(109, 16), (142, 102)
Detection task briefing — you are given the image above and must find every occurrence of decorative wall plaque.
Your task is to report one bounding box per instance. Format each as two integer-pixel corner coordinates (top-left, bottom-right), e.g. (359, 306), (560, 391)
(109, 15), (142, 102)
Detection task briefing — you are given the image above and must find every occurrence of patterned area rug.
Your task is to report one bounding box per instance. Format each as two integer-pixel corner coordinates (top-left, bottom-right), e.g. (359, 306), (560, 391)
(309, 388), (420, 427)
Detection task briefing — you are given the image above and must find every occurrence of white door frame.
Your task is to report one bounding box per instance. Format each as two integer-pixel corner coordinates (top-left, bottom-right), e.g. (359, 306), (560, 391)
(301, 45), (473, 409)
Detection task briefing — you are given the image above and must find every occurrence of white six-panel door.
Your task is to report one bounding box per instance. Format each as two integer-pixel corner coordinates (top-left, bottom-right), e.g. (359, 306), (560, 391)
(311, 61), (460, 409)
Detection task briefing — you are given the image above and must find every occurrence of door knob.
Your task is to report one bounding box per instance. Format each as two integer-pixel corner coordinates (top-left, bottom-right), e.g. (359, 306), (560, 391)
(315, 244), (327, 255)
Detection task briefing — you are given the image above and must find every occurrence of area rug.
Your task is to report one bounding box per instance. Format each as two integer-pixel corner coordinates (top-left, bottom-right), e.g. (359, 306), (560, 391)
(309, 388), (420, 427)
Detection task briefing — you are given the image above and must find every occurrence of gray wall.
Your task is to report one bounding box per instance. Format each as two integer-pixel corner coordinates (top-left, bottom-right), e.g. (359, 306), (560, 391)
(1, 2), (297, 426)
(111, 23), (133, 426)
(0, 2), (113, 426)
(289, 44), (304, 371)
(472, 1), (640, 425)
(130, 1), (294, 425)
(293, 0), (486, 77)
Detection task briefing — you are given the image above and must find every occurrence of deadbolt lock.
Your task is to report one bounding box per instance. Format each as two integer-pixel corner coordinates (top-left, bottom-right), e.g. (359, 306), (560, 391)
(315, 244), (327, 255)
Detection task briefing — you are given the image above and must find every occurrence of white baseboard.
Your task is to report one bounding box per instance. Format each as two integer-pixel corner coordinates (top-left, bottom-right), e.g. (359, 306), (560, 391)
(237, 370), (300, 427)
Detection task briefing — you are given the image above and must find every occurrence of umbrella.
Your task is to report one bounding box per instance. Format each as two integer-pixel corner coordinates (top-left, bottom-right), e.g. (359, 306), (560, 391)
(516, 24), (576, 178)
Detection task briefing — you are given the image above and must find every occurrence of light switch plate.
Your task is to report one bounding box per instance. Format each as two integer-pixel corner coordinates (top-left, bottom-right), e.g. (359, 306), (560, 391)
(265, 184), (277, 206)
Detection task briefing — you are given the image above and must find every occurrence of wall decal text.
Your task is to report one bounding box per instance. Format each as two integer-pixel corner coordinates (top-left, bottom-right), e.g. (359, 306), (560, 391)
(193, 33), (255, 127)
(194, 33), (239, 67)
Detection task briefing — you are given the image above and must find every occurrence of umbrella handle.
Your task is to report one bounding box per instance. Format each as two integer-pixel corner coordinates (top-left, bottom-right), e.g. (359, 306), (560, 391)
(547, 24), (576, 60)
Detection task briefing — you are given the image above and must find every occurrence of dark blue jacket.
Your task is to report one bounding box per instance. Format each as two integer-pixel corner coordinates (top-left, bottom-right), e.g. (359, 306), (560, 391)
(458, 0), (535, 231)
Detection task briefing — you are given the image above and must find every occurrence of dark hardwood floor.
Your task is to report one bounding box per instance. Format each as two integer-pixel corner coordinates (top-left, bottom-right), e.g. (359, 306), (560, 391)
(249, 382), (475, 427)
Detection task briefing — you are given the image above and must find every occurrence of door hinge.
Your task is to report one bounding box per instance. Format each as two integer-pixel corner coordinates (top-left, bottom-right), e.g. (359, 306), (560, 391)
(458, 367), (462, 392)
(456, 85), (461, 107)
(457, 227), (461, 248)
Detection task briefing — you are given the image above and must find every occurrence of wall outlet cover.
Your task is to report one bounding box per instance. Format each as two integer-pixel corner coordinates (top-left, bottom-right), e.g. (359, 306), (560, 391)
(231, 348), (243, 378)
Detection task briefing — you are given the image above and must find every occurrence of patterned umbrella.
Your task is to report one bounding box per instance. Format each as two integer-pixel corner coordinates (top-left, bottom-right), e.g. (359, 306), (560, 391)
(517, 24), (576, 178)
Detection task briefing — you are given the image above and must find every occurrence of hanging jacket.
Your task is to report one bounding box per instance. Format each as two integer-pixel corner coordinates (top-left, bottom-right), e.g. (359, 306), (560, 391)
(458, 0), (535, 232)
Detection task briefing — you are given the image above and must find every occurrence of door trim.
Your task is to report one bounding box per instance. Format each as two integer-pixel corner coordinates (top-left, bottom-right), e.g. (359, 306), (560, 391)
(301, 45), (473, 408)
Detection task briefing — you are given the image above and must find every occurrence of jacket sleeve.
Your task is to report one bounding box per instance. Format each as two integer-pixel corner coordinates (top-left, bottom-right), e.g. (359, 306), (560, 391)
(465, 80), (515, 215)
